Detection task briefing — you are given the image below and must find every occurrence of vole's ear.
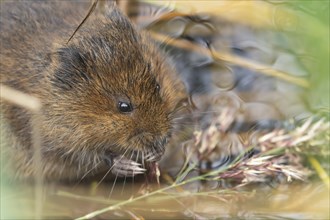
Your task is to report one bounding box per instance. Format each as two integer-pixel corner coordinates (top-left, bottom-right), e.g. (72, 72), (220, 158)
(50, 47), (90, 90)
(98, 0), (131, 17)
(114, 0), (130, 16)
(96, 0), (118, 15)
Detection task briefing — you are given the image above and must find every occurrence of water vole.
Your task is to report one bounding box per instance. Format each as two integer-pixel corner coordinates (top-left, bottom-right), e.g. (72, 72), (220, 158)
(0, 1), (186, 181)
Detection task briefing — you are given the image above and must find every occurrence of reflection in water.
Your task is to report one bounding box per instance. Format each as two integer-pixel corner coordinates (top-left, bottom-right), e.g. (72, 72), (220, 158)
(2, 181), (329, 219)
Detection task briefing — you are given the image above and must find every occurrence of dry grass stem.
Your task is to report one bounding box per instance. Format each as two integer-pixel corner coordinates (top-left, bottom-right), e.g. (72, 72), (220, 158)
(0, 84), (41, 111)
(187, 104), (329, 184)
(144, 1), (298, 30)
(150, 32), (310, 88)
(0, 84), (43, 218)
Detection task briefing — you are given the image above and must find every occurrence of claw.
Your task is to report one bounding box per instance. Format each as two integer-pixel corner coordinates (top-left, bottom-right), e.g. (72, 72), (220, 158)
(146, 155), (156, 162)
(145, 151), (163, 162)
(134, 166), (147, 172)
(111, 156), (146, 177)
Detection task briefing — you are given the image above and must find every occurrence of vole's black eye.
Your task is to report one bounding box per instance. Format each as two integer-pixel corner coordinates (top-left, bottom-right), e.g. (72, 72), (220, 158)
(118, 101), (133, 113)
(156, 84), (160, 92)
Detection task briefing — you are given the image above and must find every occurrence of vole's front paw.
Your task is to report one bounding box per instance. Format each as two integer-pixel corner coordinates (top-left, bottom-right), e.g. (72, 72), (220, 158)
(144, 150), (164, 162)
(110, 156), (146, 177)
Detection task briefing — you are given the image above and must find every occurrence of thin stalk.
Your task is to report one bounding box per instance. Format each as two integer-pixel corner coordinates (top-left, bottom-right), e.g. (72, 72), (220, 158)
(75, 165), (231, 220)
(150, 32), (310, 88)
(308, 156), (330, 189)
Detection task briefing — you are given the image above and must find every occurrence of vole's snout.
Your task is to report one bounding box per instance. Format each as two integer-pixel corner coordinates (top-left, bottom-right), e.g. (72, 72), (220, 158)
(144, 149), (164, 162)
(144, 136), (168, 162)
(126, 132), (168, 162)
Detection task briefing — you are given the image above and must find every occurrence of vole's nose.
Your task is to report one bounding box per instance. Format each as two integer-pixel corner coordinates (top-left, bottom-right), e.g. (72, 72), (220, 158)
(133, 128), (144, 136)
(130, 128), (155, 142)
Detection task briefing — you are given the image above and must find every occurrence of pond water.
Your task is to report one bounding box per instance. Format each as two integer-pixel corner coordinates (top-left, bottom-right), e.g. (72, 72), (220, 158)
(1, 180), (329, 219)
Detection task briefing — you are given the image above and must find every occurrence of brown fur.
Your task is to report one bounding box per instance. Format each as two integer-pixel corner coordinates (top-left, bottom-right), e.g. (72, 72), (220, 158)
(0, 1), (186, 181)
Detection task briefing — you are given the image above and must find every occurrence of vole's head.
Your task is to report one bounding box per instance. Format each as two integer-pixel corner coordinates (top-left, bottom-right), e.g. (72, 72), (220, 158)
(45, 6), (185, 167)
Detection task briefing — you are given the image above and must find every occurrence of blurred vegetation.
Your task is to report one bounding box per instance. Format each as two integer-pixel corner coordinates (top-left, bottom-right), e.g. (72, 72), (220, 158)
(285, 0), (329, 111)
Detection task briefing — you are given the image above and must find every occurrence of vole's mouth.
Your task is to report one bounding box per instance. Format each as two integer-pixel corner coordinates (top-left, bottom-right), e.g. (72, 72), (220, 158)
(123, 136), (169, 162)
(101, 146), (164, 177)
(103, 141), (166, 165)
(101, 138), (167, 177)
(143, 145), (165, 162)
(143, 137), (168, 162)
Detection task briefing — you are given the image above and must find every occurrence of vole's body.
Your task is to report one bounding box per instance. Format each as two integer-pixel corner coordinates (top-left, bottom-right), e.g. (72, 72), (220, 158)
(0, 1), (185, 181)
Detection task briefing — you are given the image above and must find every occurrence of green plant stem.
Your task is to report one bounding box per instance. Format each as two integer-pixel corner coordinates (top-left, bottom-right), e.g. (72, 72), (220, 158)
(75, 165), (231, 220)
(308, 156), (330, 189)
(56, 191), (121, 205)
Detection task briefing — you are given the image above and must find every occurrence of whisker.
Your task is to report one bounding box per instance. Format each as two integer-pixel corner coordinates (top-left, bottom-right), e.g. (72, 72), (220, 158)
(108, 148), (131, 198)
(76, 160), (101, 185)
(109, 171), (119, 198)
(142, 151), (145, 169)
(131, 150), (138, 192)
(135, 150), (140, 173)
(121, 150), (135, 195)
(96, 166), (112, 189)
(142, 151), (148, 183)
(96, 148), (130, 188)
